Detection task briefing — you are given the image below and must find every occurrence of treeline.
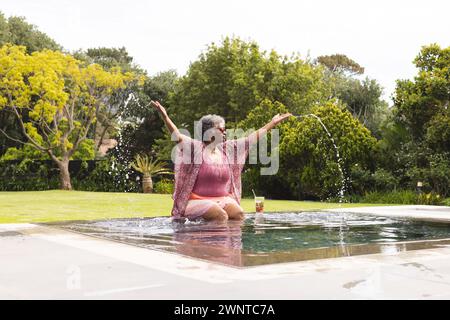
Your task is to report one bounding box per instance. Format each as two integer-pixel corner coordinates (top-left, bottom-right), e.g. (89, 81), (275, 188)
(0, 12), (448, 203)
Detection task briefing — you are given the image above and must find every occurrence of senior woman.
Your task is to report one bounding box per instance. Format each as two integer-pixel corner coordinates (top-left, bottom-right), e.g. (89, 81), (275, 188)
(150, 100), (291, 222)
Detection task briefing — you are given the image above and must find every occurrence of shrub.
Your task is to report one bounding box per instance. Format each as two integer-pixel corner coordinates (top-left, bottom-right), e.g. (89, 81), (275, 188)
(417, 192), (443, 205)
(443, 198), (450, 206)
(359, 190), (444, 205)
(372, 169), (398, 192)
(360, 190), (418, 204)
(154, 178), (174, 194)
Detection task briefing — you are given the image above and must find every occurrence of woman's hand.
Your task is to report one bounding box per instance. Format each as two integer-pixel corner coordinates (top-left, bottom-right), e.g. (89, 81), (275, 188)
(247, 112), (293, 144)
(271, 113), (293, 126)
(150, 100), (168, 118)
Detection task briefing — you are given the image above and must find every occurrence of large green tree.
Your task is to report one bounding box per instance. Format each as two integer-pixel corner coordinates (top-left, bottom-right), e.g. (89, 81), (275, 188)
(0, 12), (61, 53)
(0, 45), (136, 190)
(168, 37), (330, 130)
(393, 44), (450, 141)
(238, 100), (376, 200)
(0, 12), (62, 156)
(279, 102), (376, 200)
(318, 53), (388, 137)
(375, 44), (450, 196)
(74, 47), (178, 158)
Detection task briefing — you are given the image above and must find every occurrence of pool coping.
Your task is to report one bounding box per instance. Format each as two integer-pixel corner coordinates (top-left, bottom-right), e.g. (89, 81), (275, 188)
(325, 205), (450, 223)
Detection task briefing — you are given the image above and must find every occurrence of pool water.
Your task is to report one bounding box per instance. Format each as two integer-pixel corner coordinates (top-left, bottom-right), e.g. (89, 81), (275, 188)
(49, 212), (450, 267)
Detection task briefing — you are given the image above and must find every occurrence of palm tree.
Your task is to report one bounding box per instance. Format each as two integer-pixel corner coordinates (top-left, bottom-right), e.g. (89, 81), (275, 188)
(130, 154), (173, 193)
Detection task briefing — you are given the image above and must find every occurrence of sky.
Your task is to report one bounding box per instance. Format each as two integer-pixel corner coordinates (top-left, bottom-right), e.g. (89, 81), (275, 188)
(1, 0), (449, 102)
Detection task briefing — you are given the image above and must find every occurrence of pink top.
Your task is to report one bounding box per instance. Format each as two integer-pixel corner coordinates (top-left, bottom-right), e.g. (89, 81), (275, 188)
(192, 151), (231, 197)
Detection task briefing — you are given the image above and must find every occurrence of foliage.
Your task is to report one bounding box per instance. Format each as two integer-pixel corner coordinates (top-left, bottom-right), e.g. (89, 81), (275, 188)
(349, 167), (398, 195)
(1, 139), (95, 160)
(154, 178), (174, 194)
(130, 154), (173, 177)
(317, 54), (364, 75)
(0, 159), (58, 191)
(0, 44), (137, 189)
(0, 12), (62, 156)
(119, 70), (179, 158)
(334, 77), (389, 137)
(357, 190), (443, 206)
(406, 153), (450, 197)
(168, 37), (330, 131)
(417, 192), (443, 205)
(393, 44), (450, 141)
(239, 100), (377, 200)
(359, 190), (419, 204)
(0, 12), (61, 53)
(425, 111), (450, 153)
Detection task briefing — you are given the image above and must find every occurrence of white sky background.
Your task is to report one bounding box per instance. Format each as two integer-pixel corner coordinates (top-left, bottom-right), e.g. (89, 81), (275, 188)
(1, 0), (449, 103)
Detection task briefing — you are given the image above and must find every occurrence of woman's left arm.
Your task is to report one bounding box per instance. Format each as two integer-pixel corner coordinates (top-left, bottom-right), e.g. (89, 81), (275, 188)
(247, 113), (293, 144)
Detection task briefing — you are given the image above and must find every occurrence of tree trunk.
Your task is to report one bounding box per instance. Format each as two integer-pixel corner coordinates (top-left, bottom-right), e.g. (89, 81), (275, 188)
(142, 175), (153, 193)
(57, 159), (72, 190)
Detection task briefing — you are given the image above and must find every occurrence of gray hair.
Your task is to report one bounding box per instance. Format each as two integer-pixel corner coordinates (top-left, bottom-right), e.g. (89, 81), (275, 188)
(196, 114), (225, 142)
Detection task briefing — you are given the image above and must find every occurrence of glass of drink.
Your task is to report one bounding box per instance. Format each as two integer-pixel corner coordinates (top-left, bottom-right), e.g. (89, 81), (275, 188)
(255, 196), (265, 213)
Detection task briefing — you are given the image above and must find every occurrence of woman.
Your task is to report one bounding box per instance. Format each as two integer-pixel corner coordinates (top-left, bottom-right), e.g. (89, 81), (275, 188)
(150, 100), (291, 221)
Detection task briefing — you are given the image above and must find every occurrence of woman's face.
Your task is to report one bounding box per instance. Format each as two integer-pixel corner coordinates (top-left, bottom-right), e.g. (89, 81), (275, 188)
(215, 122), (226, 141)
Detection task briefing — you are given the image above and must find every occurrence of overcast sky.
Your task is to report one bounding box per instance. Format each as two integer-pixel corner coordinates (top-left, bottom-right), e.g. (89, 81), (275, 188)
(2, 0), (449, 102)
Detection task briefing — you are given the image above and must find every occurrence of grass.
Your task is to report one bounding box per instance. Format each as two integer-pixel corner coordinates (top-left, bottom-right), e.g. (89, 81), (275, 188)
(0, 190), (390, 224)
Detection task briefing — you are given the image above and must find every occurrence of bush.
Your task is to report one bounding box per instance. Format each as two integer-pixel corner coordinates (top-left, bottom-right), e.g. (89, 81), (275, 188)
(349, 165), (372, 195)
(0, 159), (59, 191)
(359, 190), (443, 205)
(72, 158), (140, 192)
(154, 178), (174, 194)
(0, 158), (140, 192)
(349, 167), (398, 196)
(360, 190), (418, 204)
(406, 153), (450, 197)
(443, 198), (450, 206)
(417, 192), (443, 205)
(372, 169), (398, 192)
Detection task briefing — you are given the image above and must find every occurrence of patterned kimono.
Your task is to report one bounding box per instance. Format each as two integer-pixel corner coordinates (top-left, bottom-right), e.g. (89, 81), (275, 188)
(171, 137), (250, 219)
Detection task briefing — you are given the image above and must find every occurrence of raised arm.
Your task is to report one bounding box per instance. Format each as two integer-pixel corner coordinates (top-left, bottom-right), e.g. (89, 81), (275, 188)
(247, 113), (293, 144)
(150, 100), (188, 143)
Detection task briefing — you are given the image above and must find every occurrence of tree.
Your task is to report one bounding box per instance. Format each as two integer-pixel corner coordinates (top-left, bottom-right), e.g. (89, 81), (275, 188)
(317, 54), (364, 76)
(73, 47), (147, 152)
(318, 53), (388, 137)
(0, 12), (62, 156)
(0, 12), (61, 53)
(123, 70), (179, 156)
(168, 37), (330, 131)
(0, 45), (136, 190)
(336, 77), (389, 136)
(393, 44), (450, 141)
(279, 102), (376, 200)
(238, 100), (376, 200)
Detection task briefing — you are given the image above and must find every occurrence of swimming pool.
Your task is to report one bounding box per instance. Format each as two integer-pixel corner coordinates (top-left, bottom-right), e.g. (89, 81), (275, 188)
(49, 212), (450, 267)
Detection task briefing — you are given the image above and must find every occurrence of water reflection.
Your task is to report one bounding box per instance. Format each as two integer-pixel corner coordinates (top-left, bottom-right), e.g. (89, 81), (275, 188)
(48, 212), (450, 267)
(172, 220), (244, 266)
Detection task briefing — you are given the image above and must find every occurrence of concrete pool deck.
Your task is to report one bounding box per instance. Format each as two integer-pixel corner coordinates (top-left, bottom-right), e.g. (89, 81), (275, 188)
(1, 205), (450, 299)
(327, 205), (450, 222)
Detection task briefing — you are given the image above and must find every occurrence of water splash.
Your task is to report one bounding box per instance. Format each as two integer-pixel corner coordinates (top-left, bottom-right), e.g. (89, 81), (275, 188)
(295, 114), (346, 202)
(109, 93), (147, 193)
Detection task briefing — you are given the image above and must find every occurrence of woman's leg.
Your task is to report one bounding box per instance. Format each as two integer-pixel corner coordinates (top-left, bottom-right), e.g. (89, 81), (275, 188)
(202, 204), (228, 221)
(224, 202), (245, 220)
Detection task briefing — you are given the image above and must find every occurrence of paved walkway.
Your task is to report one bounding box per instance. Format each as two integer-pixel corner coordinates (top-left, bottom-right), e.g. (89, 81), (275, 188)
(1, 206), (450, 299)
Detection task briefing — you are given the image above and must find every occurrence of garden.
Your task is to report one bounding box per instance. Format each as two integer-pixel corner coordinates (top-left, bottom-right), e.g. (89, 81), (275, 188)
(0, 12), (449, 224)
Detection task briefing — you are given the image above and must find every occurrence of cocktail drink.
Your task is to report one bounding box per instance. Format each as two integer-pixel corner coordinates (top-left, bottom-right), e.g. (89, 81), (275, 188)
(255, 196), (264, 213)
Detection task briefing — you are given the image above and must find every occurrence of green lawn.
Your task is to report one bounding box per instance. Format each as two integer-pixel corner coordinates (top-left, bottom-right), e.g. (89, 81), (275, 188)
(0, 190), (388, 224)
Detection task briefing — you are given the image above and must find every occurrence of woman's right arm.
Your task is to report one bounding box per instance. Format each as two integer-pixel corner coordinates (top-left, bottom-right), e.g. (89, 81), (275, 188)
(150, 100), (187, 143)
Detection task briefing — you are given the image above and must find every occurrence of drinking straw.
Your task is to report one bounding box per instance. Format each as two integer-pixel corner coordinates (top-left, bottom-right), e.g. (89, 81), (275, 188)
(252, 189), (257, 198)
